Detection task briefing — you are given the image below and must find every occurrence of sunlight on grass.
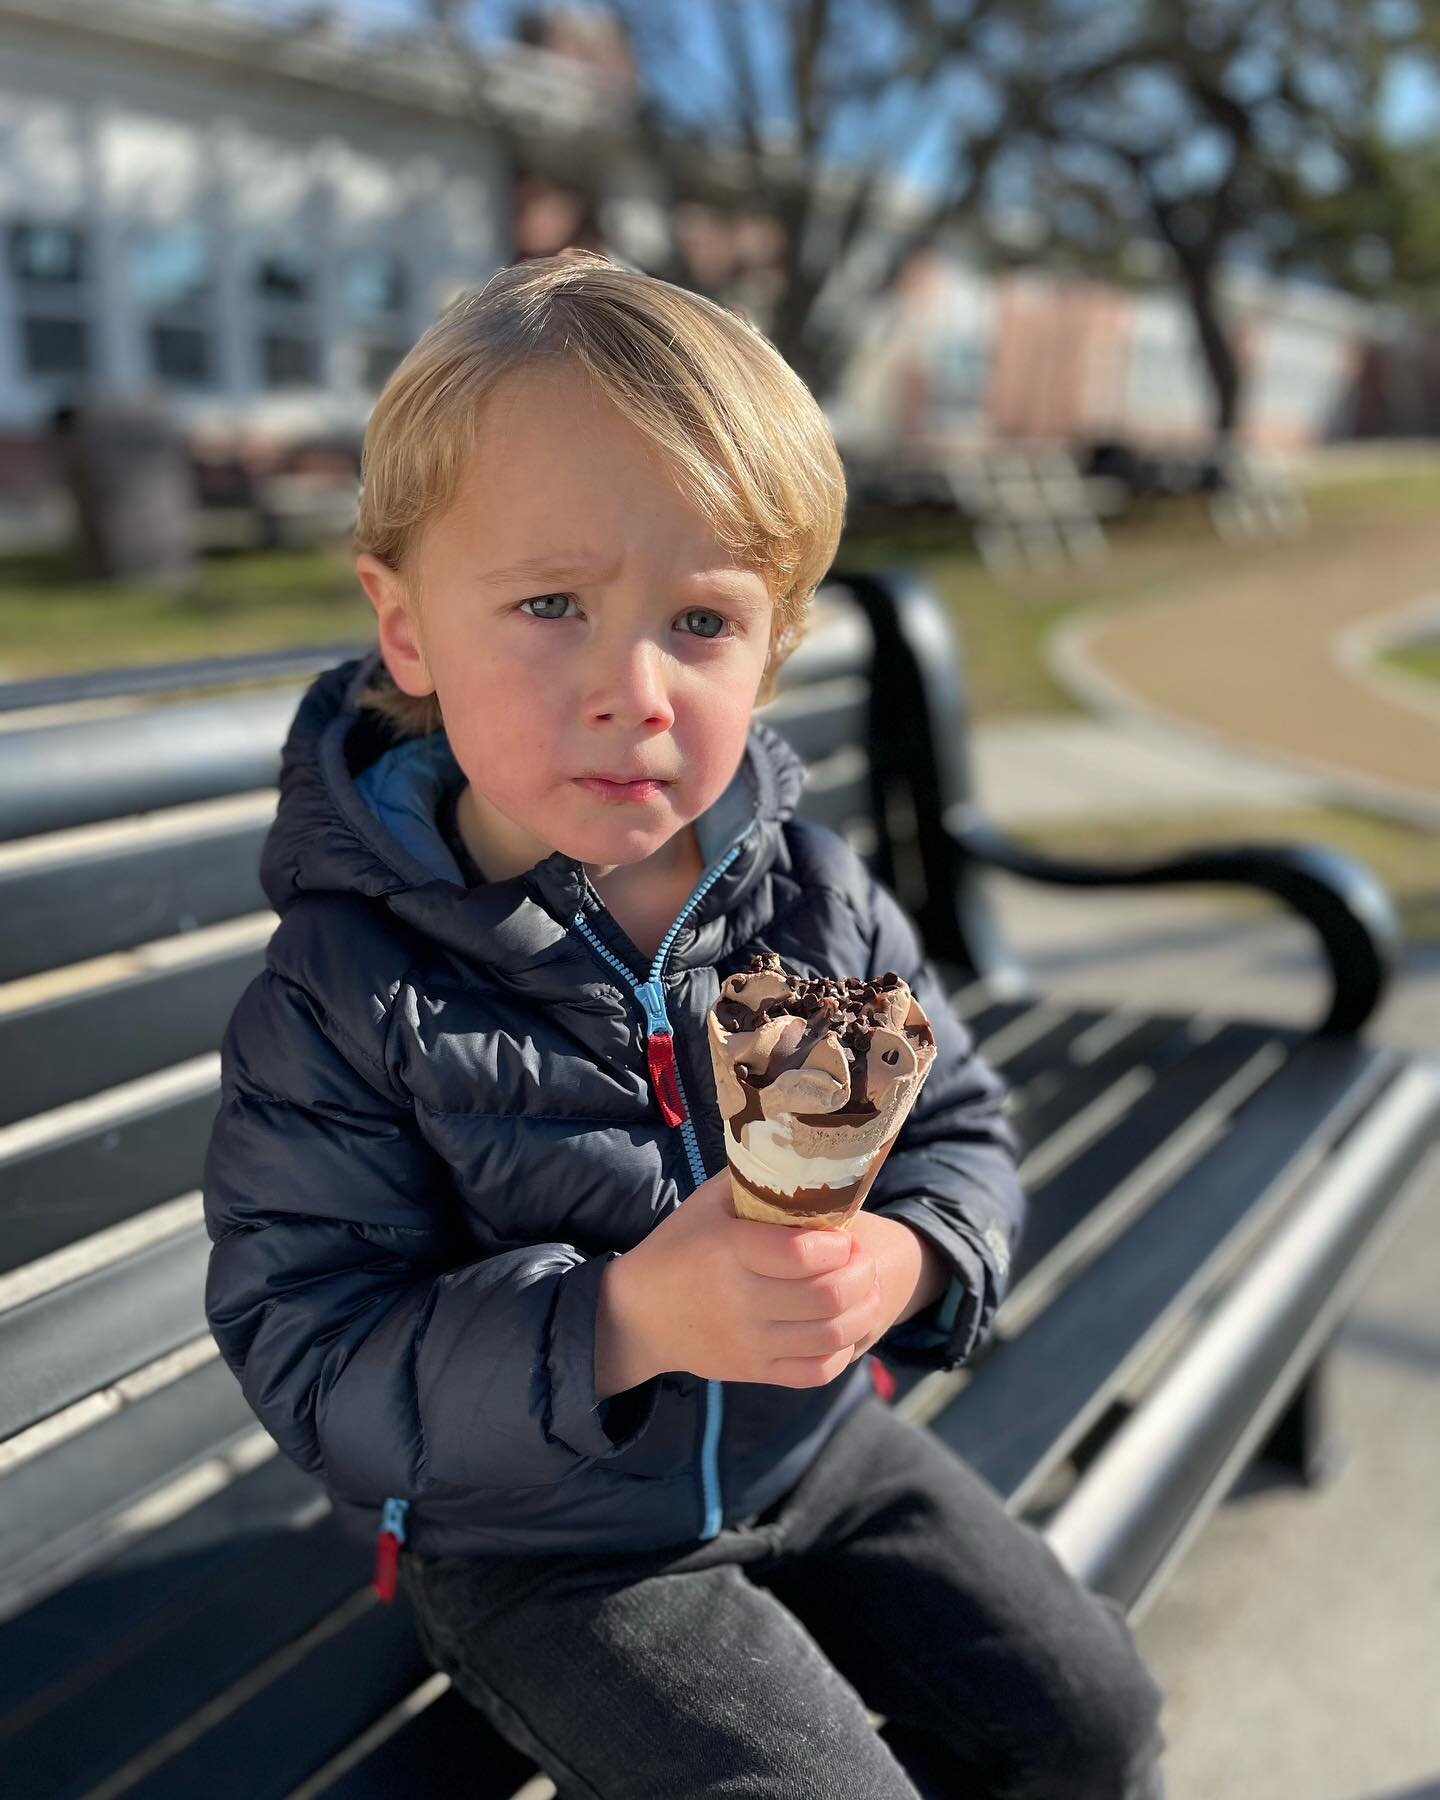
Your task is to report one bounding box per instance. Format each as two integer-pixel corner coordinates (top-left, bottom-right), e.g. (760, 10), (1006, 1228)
(1301, 462), (1440, 522)
(1380, 643), (1440, 688)
(0, 545), (373, 678)
(6, 457), (1440, 718)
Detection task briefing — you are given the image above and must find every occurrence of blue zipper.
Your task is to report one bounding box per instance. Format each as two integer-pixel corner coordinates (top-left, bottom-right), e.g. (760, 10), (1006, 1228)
(372, 832), (755, 1568)
(569, 825), (756, 1541)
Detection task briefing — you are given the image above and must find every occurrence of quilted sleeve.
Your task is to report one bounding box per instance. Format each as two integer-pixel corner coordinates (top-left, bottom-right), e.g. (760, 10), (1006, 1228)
(860, 879), (1027, 1371)
(202, 966), (660, 1501)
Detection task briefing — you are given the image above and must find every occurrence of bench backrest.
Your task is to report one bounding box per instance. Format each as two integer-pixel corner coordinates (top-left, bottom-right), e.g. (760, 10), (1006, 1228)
(0, 573), (993, 1538)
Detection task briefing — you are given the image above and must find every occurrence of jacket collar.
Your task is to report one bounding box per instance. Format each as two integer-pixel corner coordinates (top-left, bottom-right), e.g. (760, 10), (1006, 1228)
(261, 649), (805, 983)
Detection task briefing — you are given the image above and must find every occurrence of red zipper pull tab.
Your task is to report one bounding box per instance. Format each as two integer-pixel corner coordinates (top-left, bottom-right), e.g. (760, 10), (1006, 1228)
(869, 1358), (897, 1404)
(646, 1032), (687, 1128)
(373, 1497), (409, 1603)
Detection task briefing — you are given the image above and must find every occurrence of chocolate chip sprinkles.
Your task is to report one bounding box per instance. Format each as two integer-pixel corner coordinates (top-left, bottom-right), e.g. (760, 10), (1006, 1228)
(717, 952), (934, 1116)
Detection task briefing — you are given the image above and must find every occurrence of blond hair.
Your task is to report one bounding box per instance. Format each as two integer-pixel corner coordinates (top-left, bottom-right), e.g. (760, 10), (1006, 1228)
(354, 250), (846, 736)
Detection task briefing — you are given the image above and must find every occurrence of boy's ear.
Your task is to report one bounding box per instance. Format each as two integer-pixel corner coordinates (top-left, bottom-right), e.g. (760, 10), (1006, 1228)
(355, 554), (435, 697)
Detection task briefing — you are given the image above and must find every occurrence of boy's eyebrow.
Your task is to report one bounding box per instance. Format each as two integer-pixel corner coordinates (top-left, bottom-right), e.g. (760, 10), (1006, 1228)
(477, 553), (771, 608)
(477, 551), (618, 586)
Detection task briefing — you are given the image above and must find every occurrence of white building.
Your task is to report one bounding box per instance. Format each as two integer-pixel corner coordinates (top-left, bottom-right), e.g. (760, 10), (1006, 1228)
(0, 0), (652, 457)
(0, 0), (1425, 504)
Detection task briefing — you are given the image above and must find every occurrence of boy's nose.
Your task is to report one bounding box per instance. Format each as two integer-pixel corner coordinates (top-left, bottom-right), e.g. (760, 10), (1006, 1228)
(588, 643), (676, 731)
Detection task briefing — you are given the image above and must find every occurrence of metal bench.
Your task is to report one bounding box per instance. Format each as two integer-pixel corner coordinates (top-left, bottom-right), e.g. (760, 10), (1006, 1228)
(2, 570), (1436, 1799)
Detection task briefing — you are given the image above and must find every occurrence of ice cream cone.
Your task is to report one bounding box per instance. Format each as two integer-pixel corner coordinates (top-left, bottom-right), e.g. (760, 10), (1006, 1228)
(707, 953), (937, 1231)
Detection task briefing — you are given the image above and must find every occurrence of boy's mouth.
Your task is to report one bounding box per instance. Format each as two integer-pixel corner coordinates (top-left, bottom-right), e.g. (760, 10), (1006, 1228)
(574, 773), (672, 802)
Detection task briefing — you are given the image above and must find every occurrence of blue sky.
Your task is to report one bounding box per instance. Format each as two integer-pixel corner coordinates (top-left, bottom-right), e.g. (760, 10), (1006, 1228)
(257, 0), (1440, 175)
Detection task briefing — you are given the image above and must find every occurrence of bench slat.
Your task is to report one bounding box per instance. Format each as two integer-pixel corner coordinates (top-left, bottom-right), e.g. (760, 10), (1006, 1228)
(0, 645), (368, 715)
(794, 766), (878, 847)
(0, 1450), (329, 1721)
(0, 1356), (257, 1624)
(927, 1038), (1395, 1507)
(135, 1598), (433, 1800)
(1007, 1014), (1199, 1153)
(1011, 1022), (1280, 1286)
(953, 998), (1032, 1043)
(0, 689), (304, 842)
(0, 813), (272, 982)
(984, 1006), (1110, 1090)
(0, 1472), (378, 1799)
(0, 1227), (209, 1441)
(761, 679), (869, 766)
(1045, 1061), (1440, 1614)
(313, 1686), (538, 1800)
(0, 947), (263, 1126)
(0, 1086), (218, 1272)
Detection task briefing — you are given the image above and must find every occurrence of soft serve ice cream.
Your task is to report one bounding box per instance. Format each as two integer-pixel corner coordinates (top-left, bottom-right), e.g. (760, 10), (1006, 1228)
(706, 951), (937, 1230)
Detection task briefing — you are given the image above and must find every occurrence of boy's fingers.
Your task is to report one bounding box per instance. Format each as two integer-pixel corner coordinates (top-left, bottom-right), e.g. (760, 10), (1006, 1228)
(754, 1259), (875, 1321)
(731, 1219), (852, 1279)
(765, 1349), (857, 1390)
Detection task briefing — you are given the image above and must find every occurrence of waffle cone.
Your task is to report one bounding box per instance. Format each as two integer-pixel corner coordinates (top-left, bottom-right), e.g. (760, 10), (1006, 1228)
(724, 1129), (904, 1231)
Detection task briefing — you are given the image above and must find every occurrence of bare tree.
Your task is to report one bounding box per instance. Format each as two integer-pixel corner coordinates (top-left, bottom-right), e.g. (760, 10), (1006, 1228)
(1005, 0), (1433, 451)
(423, 0), (1037, 398)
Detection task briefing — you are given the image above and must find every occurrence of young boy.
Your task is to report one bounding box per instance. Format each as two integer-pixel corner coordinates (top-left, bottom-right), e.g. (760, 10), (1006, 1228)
(203, 251), (1165, 1798)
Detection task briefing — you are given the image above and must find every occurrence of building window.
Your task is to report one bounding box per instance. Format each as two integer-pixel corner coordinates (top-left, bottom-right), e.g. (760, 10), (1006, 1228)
(151, 323), (211, 385)
(261, 332), (318, 387)
(342, 250), (405, 321)
(130, 225), (215, 389)
(254, 248), (319, 388)
(361, 340), (405, 389)
(1125, 310), (1208, 435)
(10, 222), (85, 285)
(21, 314), (88, 376)
(8, 220), (91, 378)
(256, 250), (311, 305)
(931, 336), (990, 419)
(341, 249), (410, 392)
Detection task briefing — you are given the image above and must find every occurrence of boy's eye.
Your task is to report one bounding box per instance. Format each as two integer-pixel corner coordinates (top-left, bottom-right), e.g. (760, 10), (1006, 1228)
(517, 595), (731, 639)
(682, 609), (729, 640)
(520, 593), (574, 621)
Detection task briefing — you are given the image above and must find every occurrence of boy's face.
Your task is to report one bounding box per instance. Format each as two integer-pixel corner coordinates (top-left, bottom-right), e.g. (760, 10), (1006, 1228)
(357, 365), (775, 883)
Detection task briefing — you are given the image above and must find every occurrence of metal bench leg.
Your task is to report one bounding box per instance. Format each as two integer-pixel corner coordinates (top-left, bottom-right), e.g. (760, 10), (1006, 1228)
(1256, 1351), (1347, 1489)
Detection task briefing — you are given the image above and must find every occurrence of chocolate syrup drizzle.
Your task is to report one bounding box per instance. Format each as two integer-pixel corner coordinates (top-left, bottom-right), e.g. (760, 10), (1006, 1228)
(715, 952), (934, 1129)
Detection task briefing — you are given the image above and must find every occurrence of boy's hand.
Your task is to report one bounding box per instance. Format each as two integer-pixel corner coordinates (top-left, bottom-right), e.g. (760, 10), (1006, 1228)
(595, 1169), (885, 1395)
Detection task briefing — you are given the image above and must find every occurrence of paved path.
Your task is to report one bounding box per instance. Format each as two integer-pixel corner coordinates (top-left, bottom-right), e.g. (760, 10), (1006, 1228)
(972, 716), (1326, 824)
(1055, 516), (1440, 825)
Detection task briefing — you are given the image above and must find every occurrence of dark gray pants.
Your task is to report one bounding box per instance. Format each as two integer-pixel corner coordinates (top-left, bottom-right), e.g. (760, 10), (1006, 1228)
(403, 1395), (1166, 1799)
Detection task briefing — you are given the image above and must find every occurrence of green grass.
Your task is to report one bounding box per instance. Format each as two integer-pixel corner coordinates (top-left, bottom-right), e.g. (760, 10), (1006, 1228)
(7, 454), (1440, 703)
(1301, 462), (1440, 522)
(1379, 643), (1440, 688)
(841, 455), (1440, 720)
(0, 545), (374, 679)
(5, 478), (1437, 944)
(1014, 804), (1440, 944)
(842, 491), (1313, 719)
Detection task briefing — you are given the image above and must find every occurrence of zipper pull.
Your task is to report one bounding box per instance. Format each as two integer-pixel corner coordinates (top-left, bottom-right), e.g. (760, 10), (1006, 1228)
(636, 979), (688, 1128)
(372, 1496), (409, 1604)
(636, 979), (669, 1035)
(646, 1031), (687, 1128)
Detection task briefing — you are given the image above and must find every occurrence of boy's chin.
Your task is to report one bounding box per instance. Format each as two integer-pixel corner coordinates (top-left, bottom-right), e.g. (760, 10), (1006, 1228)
(557, 818), (687, 873)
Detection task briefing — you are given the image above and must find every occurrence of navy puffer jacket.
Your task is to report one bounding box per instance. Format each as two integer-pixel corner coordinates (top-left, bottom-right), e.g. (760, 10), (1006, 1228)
(202, 651), (1026, 1559)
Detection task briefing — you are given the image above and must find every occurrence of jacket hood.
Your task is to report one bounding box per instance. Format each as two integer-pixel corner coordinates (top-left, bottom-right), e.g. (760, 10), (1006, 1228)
(259, 649), (808, 970)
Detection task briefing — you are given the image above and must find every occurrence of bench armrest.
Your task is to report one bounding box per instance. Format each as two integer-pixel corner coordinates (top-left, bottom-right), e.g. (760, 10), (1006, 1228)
(945, 803), (1401, 1037)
